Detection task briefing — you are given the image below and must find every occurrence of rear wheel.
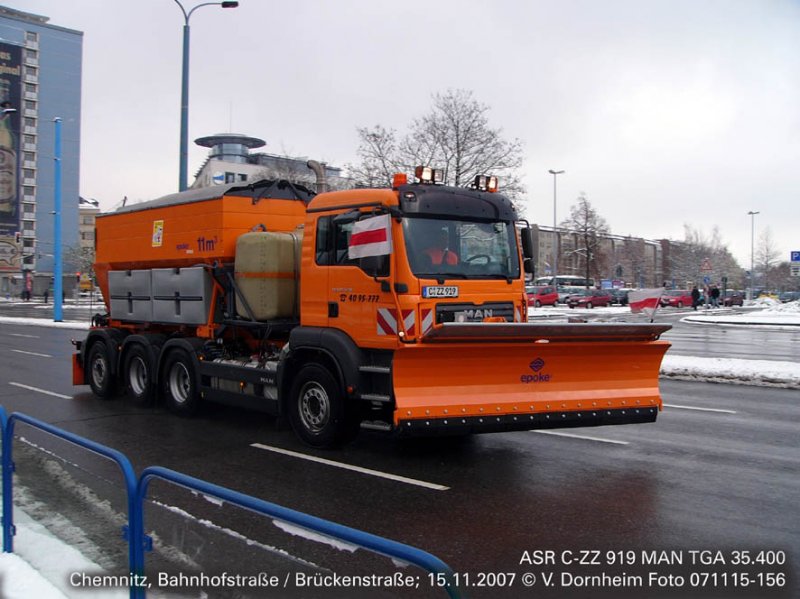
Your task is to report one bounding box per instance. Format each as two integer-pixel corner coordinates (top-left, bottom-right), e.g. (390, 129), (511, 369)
(587, 302), (594, 309)
(677, 301), (684, 308)
(162, 350), (200, 415)
(87, 340), (115, 399)
(123, 344), (155, 406)
(289, 363), (359, 448)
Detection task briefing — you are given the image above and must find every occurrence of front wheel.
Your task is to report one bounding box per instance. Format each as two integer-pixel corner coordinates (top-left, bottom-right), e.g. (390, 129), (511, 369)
(677, 301), (684, 308)
(289, 363), (359, 448)
(534, 300), (542, 308)
(162, 350), (200, 415)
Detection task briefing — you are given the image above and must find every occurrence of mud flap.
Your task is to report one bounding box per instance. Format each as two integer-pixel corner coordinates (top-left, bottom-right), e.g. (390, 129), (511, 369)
(392, 340), (670, 434)
(72, 353), (85, 386)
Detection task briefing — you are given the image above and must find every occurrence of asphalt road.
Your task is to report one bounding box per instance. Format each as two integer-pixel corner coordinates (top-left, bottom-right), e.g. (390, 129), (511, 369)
(0, 322), (797, 598)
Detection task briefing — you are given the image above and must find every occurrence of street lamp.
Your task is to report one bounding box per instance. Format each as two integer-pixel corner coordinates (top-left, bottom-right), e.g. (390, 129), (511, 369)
(548, 169), (564, 284)
(747, 210), (759, 301)
(174, 0), (239, 192)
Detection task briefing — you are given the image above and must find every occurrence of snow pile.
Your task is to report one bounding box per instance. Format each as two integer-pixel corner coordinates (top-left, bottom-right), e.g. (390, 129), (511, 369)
(761, 299), (800, 314)
(661, 355), (800, 388)
(0, 553), (67, 599)
(749, 296), (779, 308)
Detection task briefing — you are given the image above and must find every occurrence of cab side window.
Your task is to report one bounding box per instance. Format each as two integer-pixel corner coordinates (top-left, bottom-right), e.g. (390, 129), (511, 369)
(315, 215), (389, 276)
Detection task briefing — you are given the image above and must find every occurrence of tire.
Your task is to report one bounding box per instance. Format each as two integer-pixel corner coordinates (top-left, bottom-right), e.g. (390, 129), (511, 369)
(534, 300), (542, 308)
(289, 363), (359, 448)
(123, 344), (155, 406)
(677, 301), (684, 308)
(162, 350), (200, 415)
(87, 340), (115, 399)
(587, 302), (594, 309)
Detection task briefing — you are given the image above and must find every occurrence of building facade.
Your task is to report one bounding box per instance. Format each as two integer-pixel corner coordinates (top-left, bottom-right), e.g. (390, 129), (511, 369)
(0, 5), (82, 296)
(532, 225), (666, 288)
(191, 133), (349, 192)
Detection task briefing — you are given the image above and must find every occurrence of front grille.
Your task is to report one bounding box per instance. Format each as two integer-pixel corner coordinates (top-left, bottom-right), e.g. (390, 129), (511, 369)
(435, 302), (514, 323)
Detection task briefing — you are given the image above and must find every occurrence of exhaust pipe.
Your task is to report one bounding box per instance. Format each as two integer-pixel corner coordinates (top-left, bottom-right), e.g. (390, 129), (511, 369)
(306, 160), (328, 194)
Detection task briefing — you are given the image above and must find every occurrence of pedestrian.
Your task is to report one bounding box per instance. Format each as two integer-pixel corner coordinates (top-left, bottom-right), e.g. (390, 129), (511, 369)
(691, 285), (700, 310)
(43, 288), (48, 303)
(710, 284), (720, 308)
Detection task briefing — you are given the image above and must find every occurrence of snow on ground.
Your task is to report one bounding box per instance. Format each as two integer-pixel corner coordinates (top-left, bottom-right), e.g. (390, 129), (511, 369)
(0, 302), (798, 594)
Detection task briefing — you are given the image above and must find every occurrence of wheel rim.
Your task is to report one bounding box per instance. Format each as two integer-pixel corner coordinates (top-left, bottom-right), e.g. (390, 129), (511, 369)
(91, 353), (107, 388)
(298, 381), (330, 433)
(168, 362), (191, 405)
(129, 356), (148, 396)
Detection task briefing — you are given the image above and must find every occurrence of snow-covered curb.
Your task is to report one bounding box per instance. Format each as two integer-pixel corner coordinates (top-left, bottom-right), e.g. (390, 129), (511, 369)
(0, 316), (89, 330)
(660, 355), (800, 389)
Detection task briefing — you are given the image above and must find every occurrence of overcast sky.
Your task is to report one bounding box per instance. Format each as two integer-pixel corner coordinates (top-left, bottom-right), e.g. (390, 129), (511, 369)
(12, 0), (800, 268)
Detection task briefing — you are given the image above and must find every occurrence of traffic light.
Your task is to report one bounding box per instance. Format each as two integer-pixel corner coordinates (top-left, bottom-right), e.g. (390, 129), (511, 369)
(14, 231), (20, 244)
(76, 272), (81, 283)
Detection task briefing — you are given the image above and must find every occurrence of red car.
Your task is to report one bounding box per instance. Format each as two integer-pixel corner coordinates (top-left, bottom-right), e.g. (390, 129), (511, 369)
(567, 289), (613, 308)
(526, 285), (559, 307)
(660, 289), (694, 308)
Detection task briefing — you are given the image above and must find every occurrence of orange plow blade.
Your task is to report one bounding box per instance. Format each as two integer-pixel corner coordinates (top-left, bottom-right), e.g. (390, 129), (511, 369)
(392, 323), (671, 435)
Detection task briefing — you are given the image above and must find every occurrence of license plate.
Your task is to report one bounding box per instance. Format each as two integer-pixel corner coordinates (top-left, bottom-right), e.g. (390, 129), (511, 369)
(422, 286), (459, 298)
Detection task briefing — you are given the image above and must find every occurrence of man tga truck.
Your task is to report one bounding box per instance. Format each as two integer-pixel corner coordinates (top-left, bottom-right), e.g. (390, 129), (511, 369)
(72, 165), (671, 447)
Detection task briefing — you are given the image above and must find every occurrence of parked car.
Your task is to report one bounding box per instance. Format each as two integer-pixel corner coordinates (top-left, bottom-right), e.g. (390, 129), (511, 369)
(779, 291), (800, 303)
(558, 285), (586, 304)
(721, 292), (744, 307)
(525, 285), (559, 307)
(567, 289), (613, 309)
(608, 288), (631, 306)
(660, 289), (694, 308)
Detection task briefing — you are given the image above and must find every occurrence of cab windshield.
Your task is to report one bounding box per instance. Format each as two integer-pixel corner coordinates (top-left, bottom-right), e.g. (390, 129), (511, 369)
(403, 217), (520, 279)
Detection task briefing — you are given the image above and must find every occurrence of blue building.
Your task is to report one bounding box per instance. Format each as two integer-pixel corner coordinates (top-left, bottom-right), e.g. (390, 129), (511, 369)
(0, 5), (82, 296)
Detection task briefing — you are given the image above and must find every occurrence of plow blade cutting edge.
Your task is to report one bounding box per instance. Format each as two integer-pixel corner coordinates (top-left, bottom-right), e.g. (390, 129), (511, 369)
(392, 322), (671, 435)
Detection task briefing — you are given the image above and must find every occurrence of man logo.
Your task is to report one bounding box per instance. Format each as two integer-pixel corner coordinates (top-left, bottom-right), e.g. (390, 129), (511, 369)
(521, 357), (551, 384)
(529, 358), (545, 372)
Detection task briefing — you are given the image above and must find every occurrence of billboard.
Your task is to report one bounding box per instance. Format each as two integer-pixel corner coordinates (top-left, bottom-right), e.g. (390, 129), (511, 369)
(0, 41), (22, 272)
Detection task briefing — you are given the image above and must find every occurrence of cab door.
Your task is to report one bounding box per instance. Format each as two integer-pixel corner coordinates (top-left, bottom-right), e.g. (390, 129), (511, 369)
(323, 213), (397, 348)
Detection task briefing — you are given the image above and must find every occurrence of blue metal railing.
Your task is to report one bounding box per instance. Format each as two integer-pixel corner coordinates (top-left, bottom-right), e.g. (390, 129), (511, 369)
(1, 411), (142, 598)
(0, 408), (459, 598)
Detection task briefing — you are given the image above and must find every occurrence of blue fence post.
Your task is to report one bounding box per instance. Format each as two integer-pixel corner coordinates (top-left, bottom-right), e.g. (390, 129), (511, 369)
(3, 412), (144, 599)
(0, 405), (11, 553)
(137, 466), (460, 599)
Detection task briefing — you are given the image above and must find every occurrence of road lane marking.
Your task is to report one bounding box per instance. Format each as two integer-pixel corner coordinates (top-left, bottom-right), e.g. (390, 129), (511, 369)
(531, 430), (630, 445)
(9, 333), (39, 339)
(250, 443), (450, 491)
(664, 403), (737, 414)
(8, 382), (71, 399)
(10, 349), (52, 358)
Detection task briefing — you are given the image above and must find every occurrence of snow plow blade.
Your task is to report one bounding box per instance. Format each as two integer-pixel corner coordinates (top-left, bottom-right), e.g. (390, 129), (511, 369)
(392, 322), (671, 435)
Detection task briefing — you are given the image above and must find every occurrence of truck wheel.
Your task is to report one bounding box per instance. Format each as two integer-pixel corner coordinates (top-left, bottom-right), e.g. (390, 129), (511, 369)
(289, 363), (359, 448)
(123, 344), (154, 406)
(87, 340), (115, 399)
(162, 350), (199, 415)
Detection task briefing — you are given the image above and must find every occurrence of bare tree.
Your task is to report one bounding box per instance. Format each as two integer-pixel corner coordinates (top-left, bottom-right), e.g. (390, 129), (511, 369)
(349, 89), (526, 203)
(559, 193), (610, 285)
(756, 227), (781, 290)
(347, 125), (402, 187)
(668, 225), (744, 289)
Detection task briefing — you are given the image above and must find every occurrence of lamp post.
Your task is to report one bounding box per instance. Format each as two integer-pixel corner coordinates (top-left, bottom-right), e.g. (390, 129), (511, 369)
(548, 169), (564, 284)
(747, 210), (759, 301)
(53, 117), (63, 322)
(174, 0), (239, 192)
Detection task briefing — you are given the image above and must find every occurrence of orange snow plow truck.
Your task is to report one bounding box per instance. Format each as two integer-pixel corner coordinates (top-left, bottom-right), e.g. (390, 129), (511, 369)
(72, 165), (671, 447)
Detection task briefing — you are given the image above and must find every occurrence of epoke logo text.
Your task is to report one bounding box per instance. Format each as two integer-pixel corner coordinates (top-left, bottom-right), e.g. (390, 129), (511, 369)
(520, 357), (551, 383)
